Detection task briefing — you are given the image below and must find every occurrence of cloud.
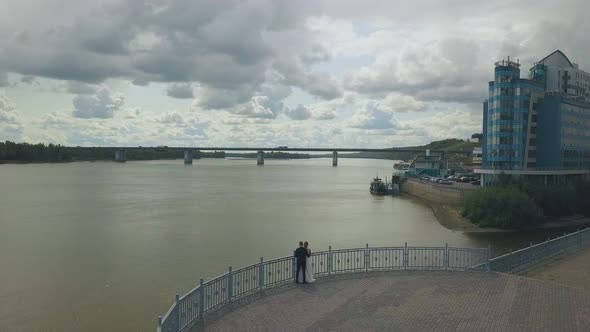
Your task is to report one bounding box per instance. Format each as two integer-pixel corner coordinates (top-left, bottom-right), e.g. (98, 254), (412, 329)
(0, 73), (9, 87)
(0, 92), (24, 140)
(380, 94), (427, 113)
(124, 107), (140, 119)
(247, 95), (282, 119)
(0, 92), (18, 123)
(72, 87), (125, 119)
(285, 104), (311, 120)
(20, 75), (38, 85)
(3, 0), (590, 147)
(166, 83), (194, 99)
(66, 81), (98, 94)
(349, 103), (397, 130)
(157, 111), (185, 124)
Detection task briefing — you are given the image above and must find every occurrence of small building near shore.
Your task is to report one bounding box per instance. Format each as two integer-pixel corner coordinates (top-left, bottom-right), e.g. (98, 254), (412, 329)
(409, 153), (446, 177)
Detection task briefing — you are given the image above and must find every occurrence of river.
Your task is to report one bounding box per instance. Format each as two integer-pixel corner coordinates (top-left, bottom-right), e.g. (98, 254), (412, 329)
(0, 158), (576, 331)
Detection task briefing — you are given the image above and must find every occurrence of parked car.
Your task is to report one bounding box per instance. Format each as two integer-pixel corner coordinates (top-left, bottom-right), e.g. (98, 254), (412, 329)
(440, 180), (453, 185)
(471, 180), (481, 185)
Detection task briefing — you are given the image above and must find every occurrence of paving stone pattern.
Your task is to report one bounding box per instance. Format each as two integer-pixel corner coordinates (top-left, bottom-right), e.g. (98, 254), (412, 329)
(197, 271), (590, 332)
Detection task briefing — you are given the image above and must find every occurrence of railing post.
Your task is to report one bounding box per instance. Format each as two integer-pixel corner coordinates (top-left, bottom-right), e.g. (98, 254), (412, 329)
(174, 294), (180, 332)
(258, 257), (264, 289)
(444, 243), (449, 270)
(227, 266), (233, 303)
(292, 256), (296, 282)
(157, 316), (162, 332)
(404, 242), (408, 270)
(328, 246), (332, 276)
(365, 243), (369, 272)
(486, 245), (491, 272)
(198, 279), (204, 320)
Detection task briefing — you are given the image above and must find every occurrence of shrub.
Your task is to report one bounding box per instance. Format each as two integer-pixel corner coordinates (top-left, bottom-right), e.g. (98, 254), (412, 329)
(463, 186), (541, 229)
(573, 180), (590, 217)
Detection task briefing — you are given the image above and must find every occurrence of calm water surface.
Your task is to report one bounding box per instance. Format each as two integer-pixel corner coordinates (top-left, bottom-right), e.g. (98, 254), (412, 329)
(0, 158), (574, 331)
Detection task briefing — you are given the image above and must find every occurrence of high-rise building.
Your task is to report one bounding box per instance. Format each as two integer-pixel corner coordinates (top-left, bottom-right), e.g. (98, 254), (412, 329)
(477, 50), (589, 185)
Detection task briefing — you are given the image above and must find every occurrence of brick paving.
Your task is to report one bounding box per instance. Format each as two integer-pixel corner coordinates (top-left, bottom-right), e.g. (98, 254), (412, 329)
(196, 271), (590, 332)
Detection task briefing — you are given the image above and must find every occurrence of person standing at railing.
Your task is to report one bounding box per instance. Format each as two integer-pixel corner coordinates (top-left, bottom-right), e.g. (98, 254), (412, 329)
(302, 241), (316, 283)
(294, 241), (308, 284)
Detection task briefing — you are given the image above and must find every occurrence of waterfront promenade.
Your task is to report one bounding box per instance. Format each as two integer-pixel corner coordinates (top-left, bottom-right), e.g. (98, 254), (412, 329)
(198, 271), (590, 331)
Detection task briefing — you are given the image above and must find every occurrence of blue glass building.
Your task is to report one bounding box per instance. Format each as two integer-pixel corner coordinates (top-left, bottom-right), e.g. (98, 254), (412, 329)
(478, 51), (590, 185)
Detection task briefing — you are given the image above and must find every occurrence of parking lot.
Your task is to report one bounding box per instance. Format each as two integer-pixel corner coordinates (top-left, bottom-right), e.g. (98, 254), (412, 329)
(416, 174), (481, 189)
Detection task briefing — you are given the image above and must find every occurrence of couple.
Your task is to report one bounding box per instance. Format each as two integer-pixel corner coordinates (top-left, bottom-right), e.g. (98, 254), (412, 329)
(294, 241), (315, 284)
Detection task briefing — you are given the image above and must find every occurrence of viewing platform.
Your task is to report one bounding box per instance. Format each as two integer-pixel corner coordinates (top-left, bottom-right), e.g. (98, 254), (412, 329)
(158, 229), (590, 332)
(200, 271), (590, 331)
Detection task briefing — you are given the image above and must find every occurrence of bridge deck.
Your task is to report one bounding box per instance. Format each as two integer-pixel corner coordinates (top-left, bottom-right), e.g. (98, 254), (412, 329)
(196, 271), (590, 331)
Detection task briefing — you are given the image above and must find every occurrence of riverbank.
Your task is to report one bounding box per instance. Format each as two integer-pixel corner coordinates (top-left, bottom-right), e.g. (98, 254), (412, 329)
(519, 247), (590, 290)
(404, 193), (590, 234)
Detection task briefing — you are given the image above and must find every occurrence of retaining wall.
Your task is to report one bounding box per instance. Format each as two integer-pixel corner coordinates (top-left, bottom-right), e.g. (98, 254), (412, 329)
(400, 178), (476, 205)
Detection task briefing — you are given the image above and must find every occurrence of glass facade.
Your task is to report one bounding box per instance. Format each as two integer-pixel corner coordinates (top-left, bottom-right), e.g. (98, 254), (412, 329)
(484, 57), (590, 170)
(484, 60), (543, 169)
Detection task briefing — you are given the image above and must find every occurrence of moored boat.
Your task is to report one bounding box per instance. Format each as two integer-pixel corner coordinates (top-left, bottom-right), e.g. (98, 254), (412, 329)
(370, 177), (388, 195)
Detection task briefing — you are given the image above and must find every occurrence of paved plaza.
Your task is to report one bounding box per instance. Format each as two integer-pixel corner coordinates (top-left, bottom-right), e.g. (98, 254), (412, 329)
(197, 271), (590, 332)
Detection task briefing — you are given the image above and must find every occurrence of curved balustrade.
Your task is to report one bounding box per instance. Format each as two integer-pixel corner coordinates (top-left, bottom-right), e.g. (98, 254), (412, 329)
(157, 243), (490, 332)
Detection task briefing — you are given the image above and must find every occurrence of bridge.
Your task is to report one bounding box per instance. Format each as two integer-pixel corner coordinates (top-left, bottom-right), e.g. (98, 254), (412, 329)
(103, 146), (472, 165)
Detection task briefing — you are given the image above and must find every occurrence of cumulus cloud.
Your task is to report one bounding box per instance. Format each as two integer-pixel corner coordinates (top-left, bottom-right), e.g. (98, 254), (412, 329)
(72, 88), (125, 119)
(247, 95), (282, 119)
(349, 103), (397, 130)
(166, 83), (194, 99)
(124, 107), (140, 119)
(0, 92), (24, 140)
(285, 104), (311, 120)
(3, 0), (590, 146)
(157, 111), (185, 124)
(0, 92), (18, 123)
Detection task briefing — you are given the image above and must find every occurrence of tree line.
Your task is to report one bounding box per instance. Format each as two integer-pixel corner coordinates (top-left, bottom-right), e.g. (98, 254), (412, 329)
(463, 175), (590, 229)
(0, 141), (225, 162)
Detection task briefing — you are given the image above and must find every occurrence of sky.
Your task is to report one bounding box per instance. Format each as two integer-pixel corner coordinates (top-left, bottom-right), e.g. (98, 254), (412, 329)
(0, 0), (589, 148)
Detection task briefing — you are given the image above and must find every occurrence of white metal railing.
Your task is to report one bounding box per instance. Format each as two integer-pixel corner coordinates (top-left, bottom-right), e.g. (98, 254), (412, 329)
(157, 243), (490, 332)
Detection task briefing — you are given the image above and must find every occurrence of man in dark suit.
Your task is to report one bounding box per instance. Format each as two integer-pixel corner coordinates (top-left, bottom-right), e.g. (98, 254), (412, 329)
(294, 241), (308, 284)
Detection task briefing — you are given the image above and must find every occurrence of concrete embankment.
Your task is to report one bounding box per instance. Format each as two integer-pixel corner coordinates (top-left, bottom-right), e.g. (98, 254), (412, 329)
(400, 178), (476, 205)
(399, 178), (508, 233)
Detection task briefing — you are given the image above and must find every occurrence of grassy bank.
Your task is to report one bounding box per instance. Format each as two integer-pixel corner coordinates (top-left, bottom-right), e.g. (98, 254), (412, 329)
(402, 193), (590, 233)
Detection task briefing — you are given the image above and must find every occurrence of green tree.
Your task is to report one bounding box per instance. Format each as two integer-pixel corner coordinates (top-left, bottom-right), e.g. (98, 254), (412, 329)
(463, 186), (541, 229)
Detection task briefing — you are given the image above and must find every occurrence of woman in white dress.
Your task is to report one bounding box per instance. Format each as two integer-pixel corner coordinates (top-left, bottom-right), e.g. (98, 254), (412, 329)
(298, 241), (316, 283)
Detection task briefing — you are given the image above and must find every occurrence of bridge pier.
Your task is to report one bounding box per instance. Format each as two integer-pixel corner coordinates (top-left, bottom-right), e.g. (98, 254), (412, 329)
(257, 150), (264, 165)
(114, 149), (126, 162)
(332, 151), (338, 167)
(184, 150), (193, 165)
